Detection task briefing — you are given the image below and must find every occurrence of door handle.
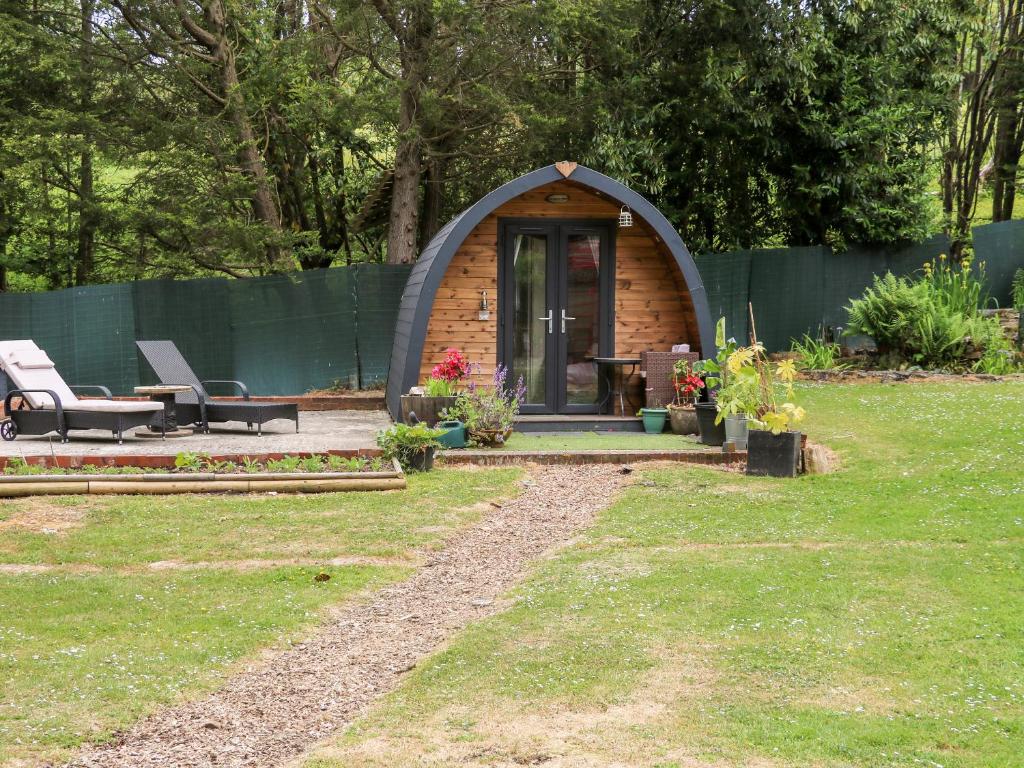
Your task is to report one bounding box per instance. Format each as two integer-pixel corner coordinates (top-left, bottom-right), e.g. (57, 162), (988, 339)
(537, 310), (553, 334)
(560, 308), (576, 333)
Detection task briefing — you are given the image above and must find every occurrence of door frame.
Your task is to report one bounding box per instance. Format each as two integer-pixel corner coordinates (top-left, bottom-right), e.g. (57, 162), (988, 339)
(497, 217), (617, 414)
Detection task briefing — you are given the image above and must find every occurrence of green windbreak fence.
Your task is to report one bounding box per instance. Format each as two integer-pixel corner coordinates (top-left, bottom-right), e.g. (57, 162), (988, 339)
(0, 221), (1021, 394)
(0, 265), (412, 395)
(696, 227), (1023, 351)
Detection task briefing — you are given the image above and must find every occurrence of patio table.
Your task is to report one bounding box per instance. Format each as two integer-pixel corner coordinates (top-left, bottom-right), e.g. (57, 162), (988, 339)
(592, 357), (642, 415)
(134, 385), (194, 437)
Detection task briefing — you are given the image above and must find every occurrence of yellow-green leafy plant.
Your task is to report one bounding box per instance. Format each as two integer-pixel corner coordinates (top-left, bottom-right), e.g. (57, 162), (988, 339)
(718, 344), (806, 434)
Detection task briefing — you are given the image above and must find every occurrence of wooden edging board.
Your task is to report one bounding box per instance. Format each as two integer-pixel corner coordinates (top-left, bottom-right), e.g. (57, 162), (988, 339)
(0, 458), (405, 497)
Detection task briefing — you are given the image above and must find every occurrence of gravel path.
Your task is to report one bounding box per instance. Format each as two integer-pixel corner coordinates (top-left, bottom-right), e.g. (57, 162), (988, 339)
(66, 465), (629, 768)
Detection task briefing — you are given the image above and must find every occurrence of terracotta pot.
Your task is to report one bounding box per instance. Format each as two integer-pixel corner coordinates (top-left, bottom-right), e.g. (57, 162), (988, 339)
(667, 405), (698, 435)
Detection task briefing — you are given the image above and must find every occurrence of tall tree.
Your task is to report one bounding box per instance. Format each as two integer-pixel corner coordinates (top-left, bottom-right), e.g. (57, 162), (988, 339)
(942, 0), (1024, 251)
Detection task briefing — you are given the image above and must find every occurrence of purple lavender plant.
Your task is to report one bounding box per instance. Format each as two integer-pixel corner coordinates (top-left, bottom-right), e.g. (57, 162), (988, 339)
(459, 364), (525, 443)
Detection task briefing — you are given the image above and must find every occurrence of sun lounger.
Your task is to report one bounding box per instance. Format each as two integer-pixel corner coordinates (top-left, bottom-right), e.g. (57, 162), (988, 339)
(0, 340), (165, 443)
(136, 340), (298, 435)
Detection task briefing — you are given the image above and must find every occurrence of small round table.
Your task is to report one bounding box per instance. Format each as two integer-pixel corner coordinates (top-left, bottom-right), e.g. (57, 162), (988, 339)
(133, 385), (194, 438)
(592, 357), (642, 415)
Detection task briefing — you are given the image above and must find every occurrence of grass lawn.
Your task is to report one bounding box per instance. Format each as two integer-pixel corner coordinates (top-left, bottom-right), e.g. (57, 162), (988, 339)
(304, 381), (1024, 768)
(0, 468), (521, 766)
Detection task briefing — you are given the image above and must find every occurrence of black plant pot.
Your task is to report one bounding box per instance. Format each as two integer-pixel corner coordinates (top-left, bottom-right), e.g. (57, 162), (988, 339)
(746, 430), (802, 477)
(406, 445), (436, 472)
(694, 402), (725, 446)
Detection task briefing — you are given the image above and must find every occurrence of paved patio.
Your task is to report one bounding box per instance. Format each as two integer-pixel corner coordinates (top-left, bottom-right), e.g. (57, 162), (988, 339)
(0, 411), (392, 457)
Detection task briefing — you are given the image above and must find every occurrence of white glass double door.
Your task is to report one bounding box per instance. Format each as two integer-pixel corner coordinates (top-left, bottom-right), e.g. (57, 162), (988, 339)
(500, 220), (614, 414)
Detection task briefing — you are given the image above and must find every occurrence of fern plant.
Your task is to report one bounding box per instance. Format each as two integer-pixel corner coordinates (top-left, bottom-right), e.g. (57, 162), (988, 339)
(845, 273), (927, 358)
(912, 305), (969, 368)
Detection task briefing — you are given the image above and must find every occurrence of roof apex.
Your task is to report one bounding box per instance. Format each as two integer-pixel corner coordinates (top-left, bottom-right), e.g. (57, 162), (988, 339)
(554, 161), (578, 178)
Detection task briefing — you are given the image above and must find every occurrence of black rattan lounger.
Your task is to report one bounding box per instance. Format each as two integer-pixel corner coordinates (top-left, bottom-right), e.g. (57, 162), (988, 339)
(136, 341), (299, 435)
(0, 340), (165, 443)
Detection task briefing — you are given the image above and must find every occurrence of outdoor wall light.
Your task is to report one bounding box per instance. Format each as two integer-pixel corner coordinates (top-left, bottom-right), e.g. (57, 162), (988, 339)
(479, 290), (490, 321)
(546, 193), (569, 203)
(618, 206), (633, 227)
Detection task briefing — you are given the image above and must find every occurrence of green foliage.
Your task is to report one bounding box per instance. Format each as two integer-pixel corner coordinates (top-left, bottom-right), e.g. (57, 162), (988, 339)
(422, 378), (456, 398)
(376, 423), (443, 471)
(173, 452), (209, 472)
(846, 273), (928, 358)
(240, 455), (262, 473)
(1012, 268), (1024, 310)
(969, 316), (1021, 374)
(911, 302), (971, 368)
(299, 455), (327, 473)
(790, 333), (846, 371)
(265, 455), (303, 473)
(0, 0), (976, 288)
(325, 454), (373, 472)
(847, 256), (1021, 370)
(2, 457), (47, 476)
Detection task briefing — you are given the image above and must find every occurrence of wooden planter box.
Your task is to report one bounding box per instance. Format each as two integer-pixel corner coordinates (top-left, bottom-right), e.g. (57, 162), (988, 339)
(399, 395), (457, 426)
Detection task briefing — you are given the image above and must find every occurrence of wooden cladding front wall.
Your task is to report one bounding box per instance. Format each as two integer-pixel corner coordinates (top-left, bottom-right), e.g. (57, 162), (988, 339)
(417, 180), (700, 399)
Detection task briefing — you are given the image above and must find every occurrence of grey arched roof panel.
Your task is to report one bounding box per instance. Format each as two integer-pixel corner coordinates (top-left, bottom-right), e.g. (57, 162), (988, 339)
(385, 164), (714, 417)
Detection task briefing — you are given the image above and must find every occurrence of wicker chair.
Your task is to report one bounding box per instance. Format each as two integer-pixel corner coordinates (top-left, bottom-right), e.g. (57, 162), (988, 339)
(641, 351), (699, 408)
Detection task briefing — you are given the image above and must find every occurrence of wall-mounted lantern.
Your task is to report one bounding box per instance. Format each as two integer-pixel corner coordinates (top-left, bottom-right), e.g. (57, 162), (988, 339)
(618, 206), (634, 228)
(479, 290), (490, 321)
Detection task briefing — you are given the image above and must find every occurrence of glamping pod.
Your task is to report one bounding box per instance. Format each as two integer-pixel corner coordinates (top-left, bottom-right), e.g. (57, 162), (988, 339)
(385, 163), (714, 420)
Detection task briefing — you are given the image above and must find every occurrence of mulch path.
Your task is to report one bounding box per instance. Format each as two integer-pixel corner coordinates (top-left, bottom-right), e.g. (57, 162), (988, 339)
(65, 465), (629, 768)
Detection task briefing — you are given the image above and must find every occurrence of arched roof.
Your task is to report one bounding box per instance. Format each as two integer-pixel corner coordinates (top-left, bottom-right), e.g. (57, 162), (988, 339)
(385, 163), (714, 416)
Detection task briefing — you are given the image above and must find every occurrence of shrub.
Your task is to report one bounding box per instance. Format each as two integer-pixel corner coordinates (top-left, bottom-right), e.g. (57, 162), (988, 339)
(969, 316), (1020, 374)
(846, 273), (927, 359)
(846, 256), (1020, 371)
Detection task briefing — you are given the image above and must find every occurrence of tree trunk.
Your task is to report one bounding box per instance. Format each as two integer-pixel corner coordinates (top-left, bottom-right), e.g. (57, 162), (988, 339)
(204, 0), (284, 269)
(75, 0), (96, 286)
(0, 173), (9, 292)
(418, 155), (445, 249)
(386, 79), (423, 264)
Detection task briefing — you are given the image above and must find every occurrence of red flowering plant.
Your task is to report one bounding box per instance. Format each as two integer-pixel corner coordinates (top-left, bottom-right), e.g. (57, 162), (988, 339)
(424, 348), (473, 397)
(671, 359), (705, 407)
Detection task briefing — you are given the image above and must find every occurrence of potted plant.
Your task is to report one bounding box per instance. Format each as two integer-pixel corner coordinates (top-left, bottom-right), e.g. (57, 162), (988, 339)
(709, 347), (759, 451)
(639, 391), (669, 434)
(733, 347), (806, 477)
(694, 318), (737, 446)
(666, 360), (703, 435)
(399, 348), (472, 426)
(446, 364), (525, 446)
(376, 422), (444, 472)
